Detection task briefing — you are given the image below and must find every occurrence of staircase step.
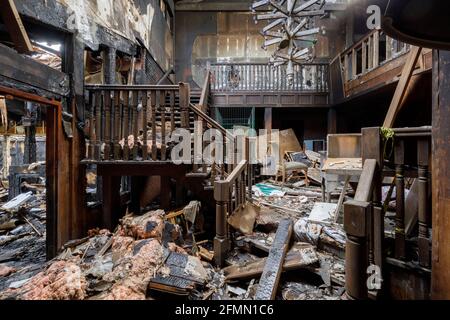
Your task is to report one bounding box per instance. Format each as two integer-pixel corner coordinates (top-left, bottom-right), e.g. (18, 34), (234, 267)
(185, 172), (210, 179)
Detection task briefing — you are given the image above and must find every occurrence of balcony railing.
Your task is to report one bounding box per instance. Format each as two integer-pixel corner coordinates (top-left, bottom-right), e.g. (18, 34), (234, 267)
(210, 62), (329, 92)
(340, 29), (410, 82)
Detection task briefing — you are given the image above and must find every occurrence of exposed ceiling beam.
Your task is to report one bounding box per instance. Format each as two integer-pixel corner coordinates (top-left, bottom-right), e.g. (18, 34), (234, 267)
(175, 0), (346, 12)
(0, 0), (33, 54)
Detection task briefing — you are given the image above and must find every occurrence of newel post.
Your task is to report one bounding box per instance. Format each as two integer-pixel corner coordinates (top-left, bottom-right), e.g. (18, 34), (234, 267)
(214, 180), (230, 267)
(344, 200), (371, 300)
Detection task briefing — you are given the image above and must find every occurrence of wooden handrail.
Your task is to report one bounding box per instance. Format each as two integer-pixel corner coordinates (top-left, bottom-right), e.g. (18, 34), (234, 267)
(214, 159), (250, 266)
(217, 160), (247, 186)
(189, 102), (233, 141)
(198, 71), (211, 113)
(84, 84), (180, 91)
(341, 29), (378, 57)
(354, 159), (377, 202)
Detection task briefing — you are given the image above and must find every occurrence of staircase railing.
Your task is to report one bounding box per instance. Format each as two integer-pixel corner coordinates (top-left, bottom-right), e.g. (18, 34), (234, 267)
(198, 70), (211, 114)
(344, 126), (432, 299)
(84, 81), (255, 267)
(84, 83), (190, 162)
(213, 158), (252, 266)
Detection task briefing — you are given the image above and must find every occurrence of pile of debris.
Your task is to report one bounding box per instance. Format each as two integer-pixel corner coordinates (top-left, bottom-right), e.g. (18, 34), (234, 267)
(0, 209), (215, 300)
(0, 176), (47, 293)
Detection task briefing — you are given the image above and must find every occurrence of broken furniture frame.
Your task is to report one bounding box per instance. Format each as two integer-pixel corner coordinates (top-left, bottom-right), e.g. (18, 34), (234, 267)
(344, 126), (432, 299)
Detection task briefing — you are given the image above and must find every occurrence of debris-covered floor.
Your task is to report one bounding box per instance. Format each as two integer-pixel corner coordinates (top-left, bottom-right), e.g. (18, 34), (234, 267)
(0, 151), (353, 301)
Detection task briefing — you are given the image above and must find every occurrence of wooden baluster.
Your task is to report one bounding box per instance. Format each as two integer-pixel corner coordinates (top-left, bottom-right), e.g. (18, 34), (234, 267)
(236, 177), (241, 209)
(373, 30), (380, 68)
(142, 91), (148, 160)
(394, 139), (406, 260)
(242, 172), (246, 205)
(219, 65), (223, 90)
(362, 41), (367, 74)
(230, 183), (235, 213)
(256, 65), (260, 90)
(201, 117), (207, 174)
(170, 90), (175, 134)
(101, 91), (106, 158)
(151, 90), (157, 160)
(104, 90), (111, 160)
(268, 66), (272, 91)
(193, 115), (199, 172)
(160, 91), (167, 161)
(418, 138), (431, 267)
(122, 91), (130, 160)
(386, 36), (393, 60)
(131, 90), (139, 160)
(94, 91), (102, 161)
(180, 83), (190, 130)
(221, 134), (226, 179)
(88, 91), (95, 159)
(113, 91), (121, 160)
(212, 67), (216, 91)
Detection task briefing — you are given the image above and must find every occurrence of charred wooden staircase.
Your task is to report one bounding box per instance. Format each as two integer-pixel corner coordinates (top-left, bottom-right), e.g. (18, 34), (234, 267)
(83, 73), (253, 265)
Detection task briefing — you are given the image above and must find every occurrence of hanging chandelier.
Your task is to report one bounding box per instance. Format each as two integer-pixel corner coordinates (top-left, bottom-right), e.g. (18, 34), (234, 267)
(252, 0), (325, 86)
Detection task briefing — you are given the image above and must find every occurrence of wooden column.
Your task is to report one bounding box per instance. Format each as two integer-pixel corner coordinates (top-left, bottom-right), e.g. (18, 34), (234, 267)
(45, 103), (58, 258)
(264, 107), (272, 134)
(62, 35), (87, 251)
(102, 175), (121, 229)
(327, 108), (337, 134)
(431, 50), (450, 299)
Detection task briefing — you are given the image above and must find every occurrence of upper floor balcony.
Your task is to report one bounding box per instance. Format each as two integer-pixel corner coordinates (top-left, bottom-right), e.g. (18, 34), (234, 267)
(331, 29), (432, 101)
(209, 62), (330, 108)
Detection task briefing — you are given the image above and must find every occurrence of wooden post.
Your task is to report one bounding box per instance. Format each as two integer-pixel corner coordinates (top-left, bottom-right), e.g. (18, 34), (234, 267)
(417, 138), (430, 268)
(179, 82), (190, 129)
(394, 139), (406, 260)
(214, 180), (229, 267)
(0, 0), (33, 54)
(327, 108), (337, 134)
(383, 46), (422, 128)
(431, 50), (450, 299)
(45, 104), (58, 258)
(102, 175), (121, 229)
(344, 200), (370, 300)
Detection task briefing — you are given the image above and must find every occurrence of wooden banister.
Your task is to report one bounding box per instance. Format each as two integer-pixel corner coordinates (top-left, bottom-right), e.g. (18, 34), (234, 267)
(214, 159), (250, 266)
(198, 71), (211, 113)
(345, 126), (433, 299)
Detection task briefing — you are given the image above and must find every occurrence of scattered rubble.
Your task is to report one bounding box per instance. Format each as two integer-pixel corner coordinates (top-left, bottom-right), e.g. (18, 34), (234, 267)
(0, 149), (349, 301)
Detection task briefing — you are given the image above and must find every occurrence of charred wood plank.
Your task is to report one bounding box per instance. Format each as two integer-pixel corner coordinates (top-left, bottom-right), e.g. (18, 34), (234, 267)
(255, 218), (293, 300)
(224, 243), (318, 281)
(0, 43), (68, 96)
(0, 0), (33, 54)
